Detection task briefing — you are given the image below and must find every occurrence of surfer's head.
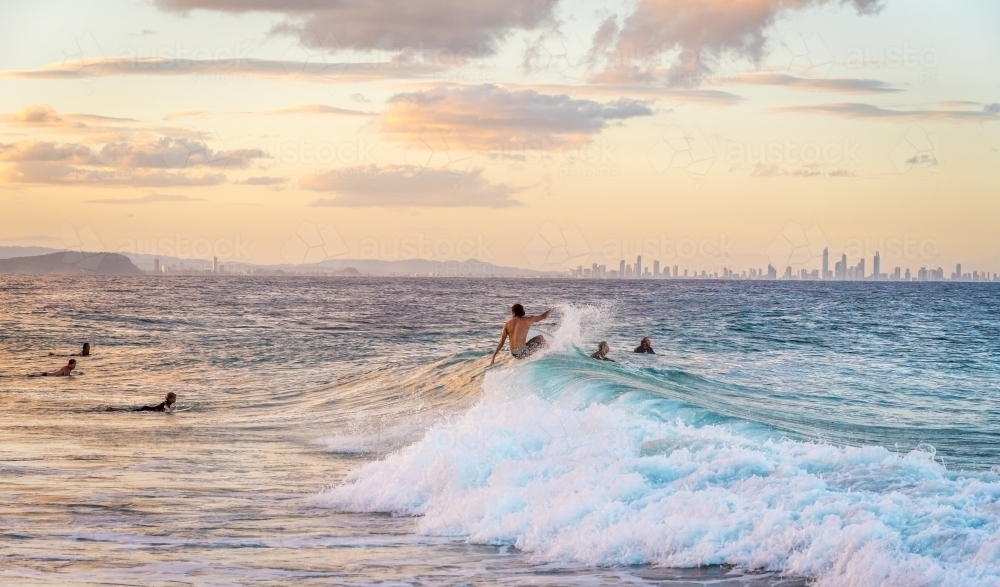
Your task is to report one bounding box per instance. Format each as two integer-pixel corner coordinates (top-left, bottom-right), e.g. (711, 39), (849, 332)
(597, 341), (610, 357)
(640, 337), (652, 349)
(511, 303), (525, 318)
(165, 392), (177, 406)
(81, 343), (90, 356)
(68, 359), (77, 367)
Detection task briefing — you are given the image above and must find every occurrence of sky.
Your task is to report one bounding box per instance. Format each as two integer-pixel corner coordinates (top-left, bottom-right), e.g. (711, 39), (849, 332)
(0, 0), (998, 274)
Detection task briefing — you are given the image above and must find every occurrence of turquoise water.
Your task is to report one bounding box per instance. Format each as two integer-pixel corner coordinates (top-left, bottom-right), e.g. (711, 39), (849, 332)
(1, 277), (998, 585)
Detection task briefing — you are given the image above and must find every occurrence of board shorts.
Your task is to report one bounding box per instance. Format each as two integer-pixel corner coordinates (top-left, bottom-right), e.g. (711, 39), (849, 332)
(511, 335), (546, 359)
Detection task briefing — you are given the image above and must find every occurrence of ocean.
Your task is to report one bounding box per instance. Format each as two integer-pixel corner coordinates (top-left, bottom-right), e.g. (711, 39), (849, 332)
(1, 276), (998, 586)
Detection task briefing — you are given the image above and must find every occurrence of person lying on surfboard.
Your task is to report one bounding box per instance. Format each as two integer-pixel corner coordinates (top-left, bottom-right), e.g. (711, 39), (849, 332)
(490, 304), (553, 365)
(30, 359), (77, 377)
(103, 392), (176, 412)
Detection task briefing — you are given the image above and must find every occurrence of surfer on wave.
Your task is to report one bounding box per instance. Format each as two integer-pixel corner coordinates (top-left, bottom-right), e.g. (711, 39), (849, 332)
(490, 304), (552, 365)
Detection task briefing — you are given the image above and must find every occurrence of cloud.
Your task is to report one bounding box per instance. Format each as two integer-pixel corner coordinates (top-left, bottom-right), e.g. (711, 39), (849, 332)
(0, 162), (226, 187)
(302, 164), (519, 208)
(592, 0), (883, 83)
(0, 141), (92, 163)
(0, 105), (72, 127)
(1, 56), (437, 81)
(87, 193), (205, 204)
(0, 136), (265, 171)
(155, 0), (558, 56)
(235, 176), (287, 185)
(381, 84), (652, 149)
(771, 102), (1000, 122)
(93, 137), (265, 169)
(735, 73), (899, 93)
(163, 104), (373, 120)
(0, 105), (138, 128)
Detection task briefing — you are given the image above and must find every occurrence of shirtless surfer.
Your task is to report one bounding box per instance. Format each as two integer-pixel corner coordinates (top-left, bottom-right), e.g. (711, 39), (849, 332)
(32, 359), (77, 377)
(490, 304), (553, 365)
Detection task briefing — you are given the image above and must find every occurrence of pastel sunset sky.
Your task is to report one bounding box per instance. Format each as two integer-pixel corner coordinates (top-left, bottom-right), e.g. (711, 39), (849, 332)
(1, 0), (998, 273)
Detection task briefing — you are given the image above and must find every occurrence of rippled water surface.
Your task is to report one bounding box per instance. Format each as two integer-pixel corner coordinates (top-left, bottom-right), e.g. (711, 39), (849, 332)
(2, 276), (999, 586)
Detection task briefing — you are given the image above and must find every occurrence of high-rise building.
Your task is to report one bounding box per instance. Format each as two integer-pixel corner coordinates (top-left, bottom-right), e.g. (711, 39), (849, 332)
(822, 248), (829, 279)
(767, 264), (777, 280)
(954, 264), (962, 281)
(672, 265), (678, 278)
(905, 268), (911, 281)
(783, 266), (793, 279)
(619, 260), (625, 277)
(635, 255), (642, 278)
(212, 256), (218, 273)
(653, 260), (660, 277)
(153, 258), (160, 274)
(872, 252), (880, 281)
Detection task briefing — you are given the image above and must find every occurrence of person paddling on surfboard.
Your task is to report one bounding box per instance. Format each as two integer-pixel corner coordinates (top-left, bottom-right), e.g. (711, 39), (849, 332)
(103, 392), (176, 412)
(490, 304), (553, 365)
(30, 359), (77, 377)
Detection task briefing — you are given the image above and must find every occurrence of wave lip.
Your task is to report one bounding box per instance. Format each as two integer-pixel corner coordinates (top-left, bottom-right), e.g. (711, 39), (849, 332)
(315, 354), (1000, 587)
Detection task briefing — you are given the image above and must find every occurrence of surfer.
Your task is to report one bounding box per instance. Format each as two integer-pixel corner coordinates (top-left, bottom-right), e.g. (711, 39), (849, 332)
(490, 304), (553, 365)
(32, 359), (77, 377)
(590, 341), (615, 362)
(634, 337), (655, 354)
(103, 392), (176, 412)
(49, 343), (91, 357)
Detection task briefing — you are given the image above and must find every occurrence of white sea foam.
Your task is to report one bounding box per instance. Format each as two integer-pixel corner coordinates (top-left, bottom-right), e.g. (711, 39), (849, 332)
(315, 308), (1000, 587)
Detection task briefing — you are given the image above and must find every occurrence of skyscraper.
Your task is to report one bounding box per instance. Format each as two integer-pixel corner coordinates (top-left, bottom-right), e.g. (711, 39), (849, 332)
(213, 256), (218, 273)
(872, 252), (880, 281)
(635, 255), (642, 279)
(822, 248), (829, 279)
(653, 260), (660, 278)
(619, 259), (625, 277)
(153, 258), (160, 274)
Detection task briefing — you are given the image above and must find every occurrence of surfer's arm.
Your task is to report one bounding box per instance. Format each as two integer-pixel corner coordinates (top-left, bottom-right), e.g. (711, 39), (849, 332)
(490, 325), (509, 366)
(530, 308), (553, 323)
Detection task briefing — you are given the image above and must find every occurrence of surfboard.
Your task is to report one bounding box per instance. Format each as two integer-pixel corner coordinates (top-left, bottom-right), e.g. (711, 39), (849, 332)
(528, 327), (554, 341)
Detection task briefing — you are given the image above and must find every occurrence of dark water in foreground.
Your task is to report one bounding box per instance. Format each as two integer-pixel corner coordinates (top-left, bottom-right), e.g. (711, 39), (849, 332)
(1, 277), (998, 586)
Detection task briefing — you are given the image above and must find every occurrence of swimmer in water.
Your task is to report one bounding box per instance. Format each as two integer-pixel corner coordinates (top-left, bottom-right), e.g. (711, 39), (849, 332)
(32, 359), (77, 377)
(103, 392), (176, 412)
(490, 304), (553, 365)
(50, 343), (91, 357)
(590, 341), (615, 361)
(633, 337), (656, 354)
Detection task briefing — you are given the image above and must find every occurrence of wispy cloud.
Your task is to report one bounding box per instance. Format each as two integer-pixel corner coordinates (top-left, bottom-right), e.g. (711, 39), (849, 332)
(234, 176), (287, 186)
(163, 104), (374, 120)
(0, 162), (226, 187)
(87, 192), (205, 204)
(735, 73), (900, 94)
(0, 57), (441, 81)
(771, 102), (1000, 122)
(303, 164), (519, 208)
